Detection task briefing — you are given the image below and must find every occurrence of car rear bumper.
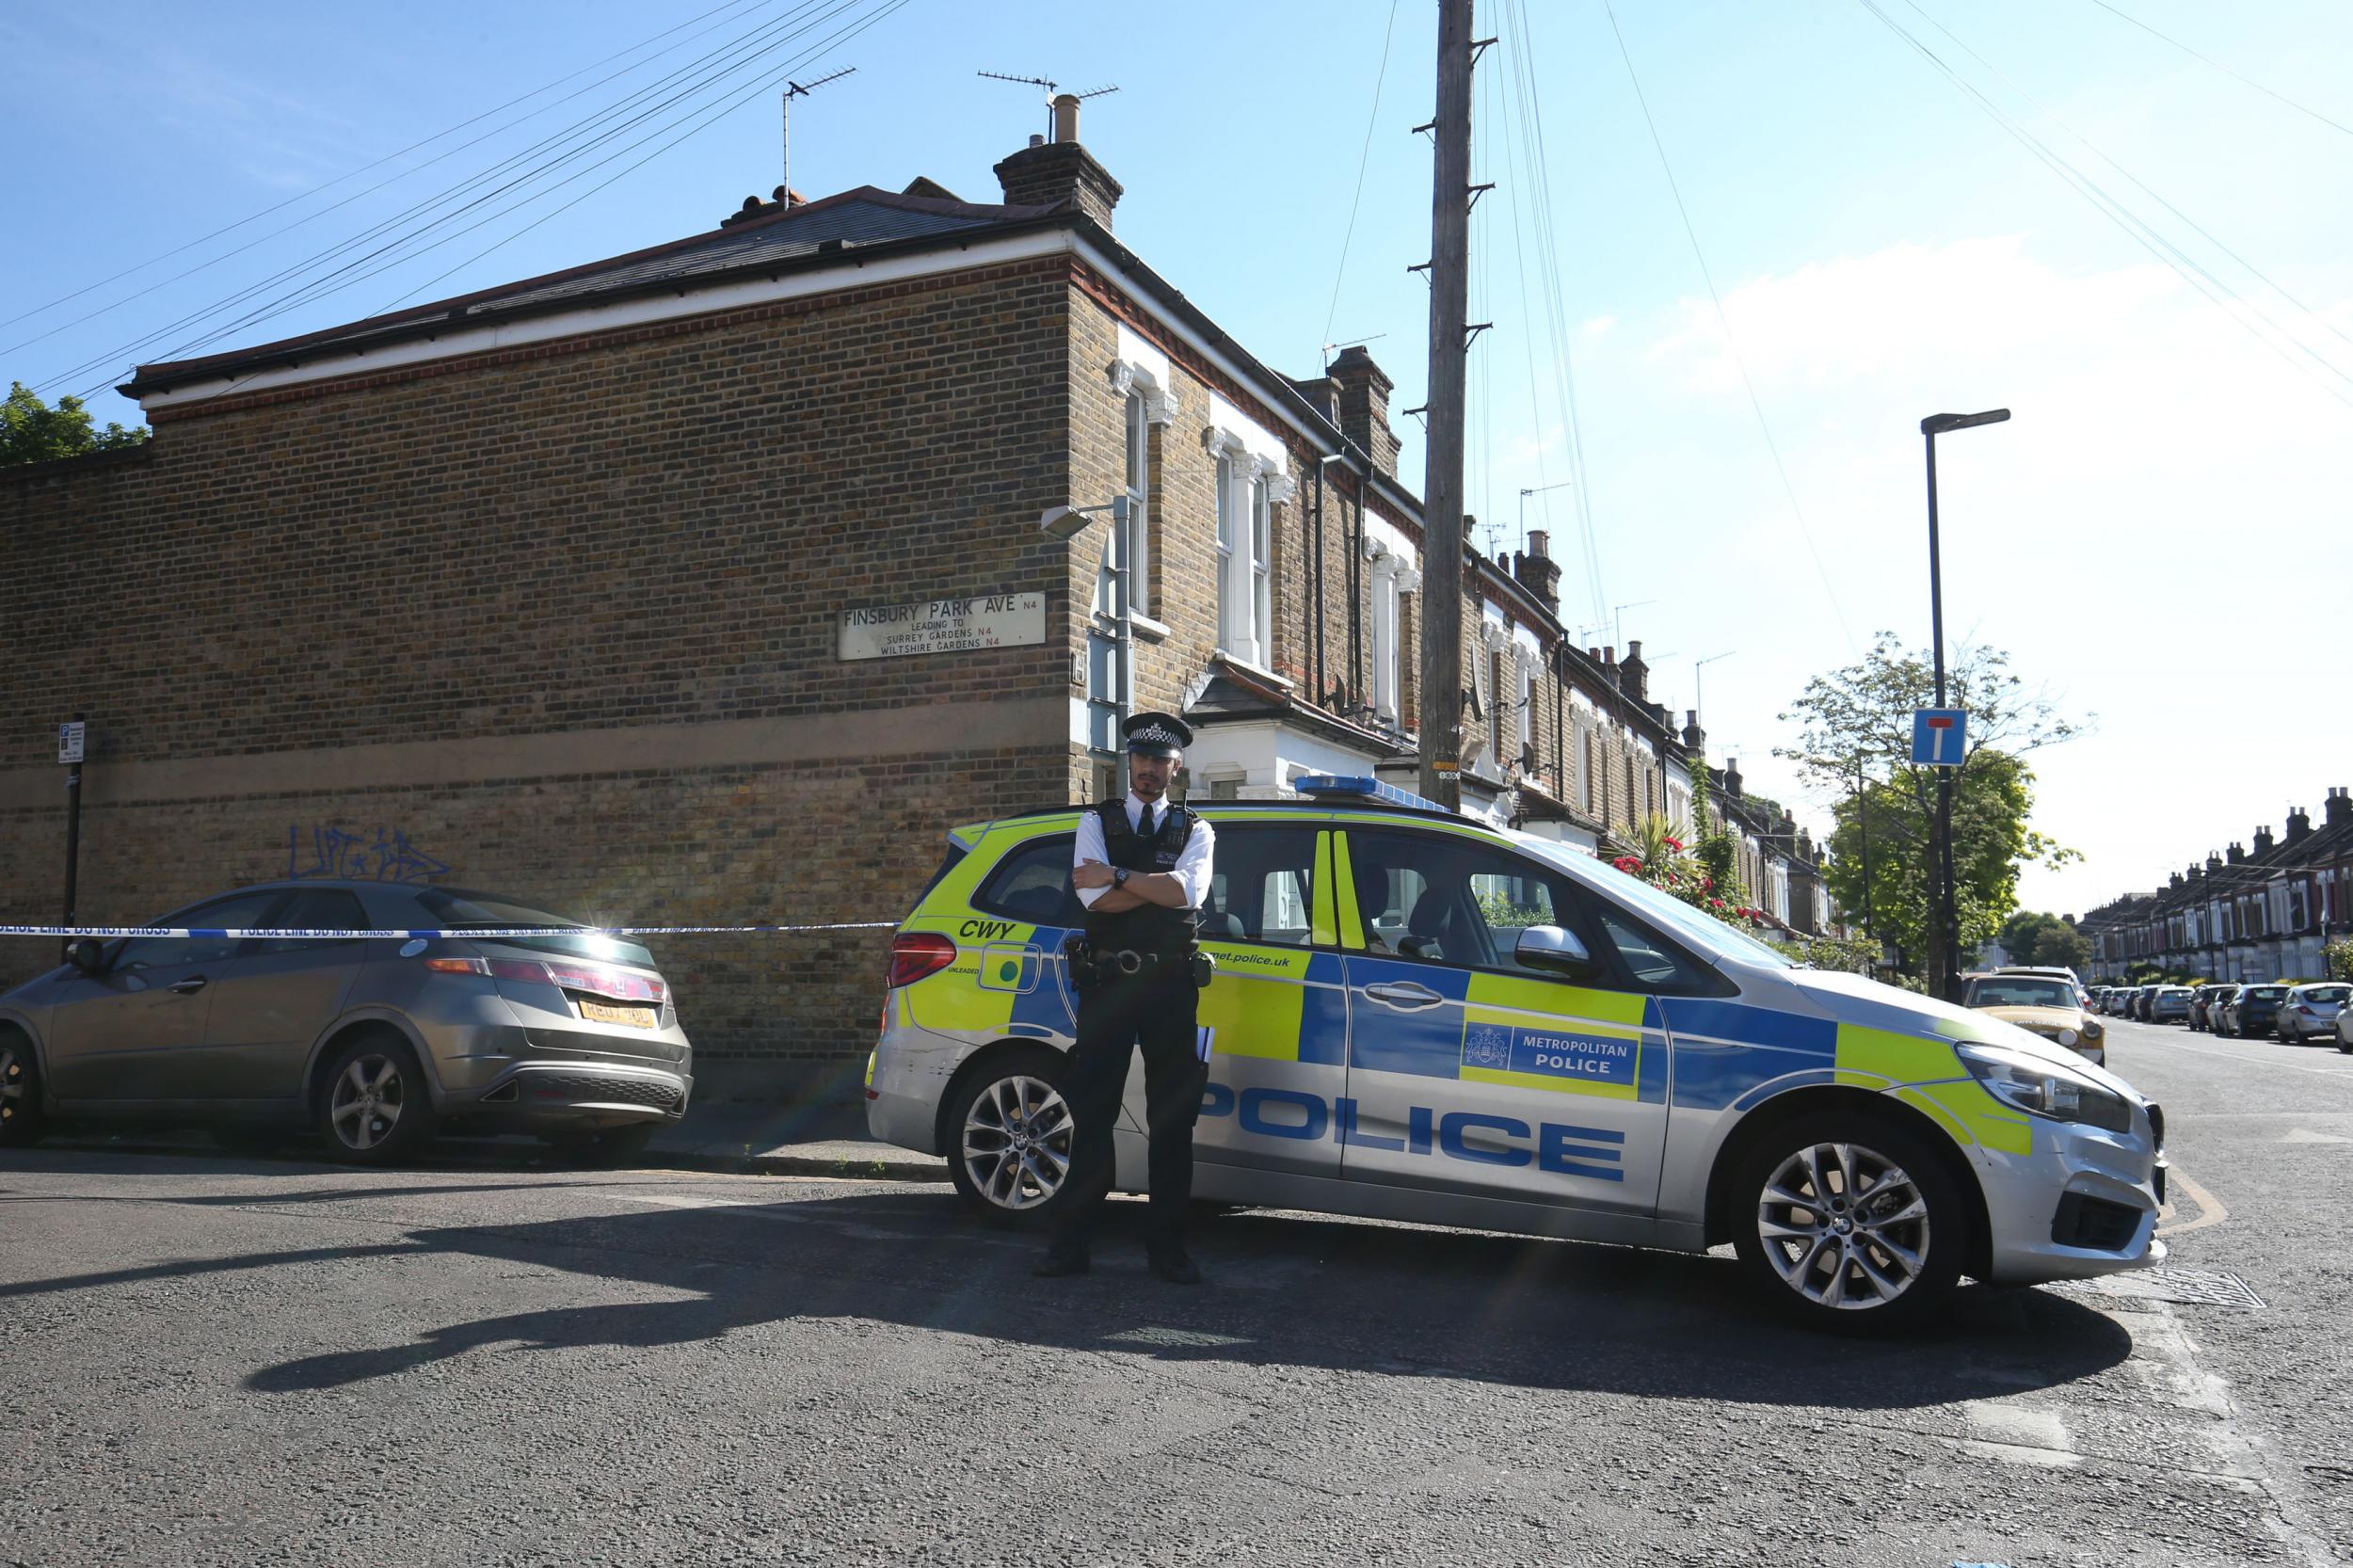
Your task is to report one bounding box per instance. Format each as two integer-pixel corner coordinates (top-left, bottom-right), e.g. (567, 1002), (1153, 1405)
(450, 1059), (691, 1129)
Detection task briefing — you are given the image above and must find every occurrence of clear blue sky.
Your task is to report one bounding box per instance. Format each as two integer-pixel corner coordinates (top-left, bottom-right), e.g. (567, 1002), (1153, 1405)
(8, 0), (2350, 917)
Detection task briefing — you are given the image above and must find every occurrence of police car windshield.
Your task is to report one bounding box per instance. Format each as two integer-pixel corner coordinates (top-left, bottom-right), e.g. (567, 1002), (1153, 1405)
(1510, 833), (1793, 969)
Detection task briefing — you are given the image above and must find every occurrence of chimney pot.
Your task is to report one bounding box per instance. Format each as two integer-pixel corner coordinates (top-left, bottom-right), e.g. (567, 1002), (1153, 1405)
(1528, 529), (1549, 559)
(1028, 133), (1045, 148)
(1051, 92), (1080, 143)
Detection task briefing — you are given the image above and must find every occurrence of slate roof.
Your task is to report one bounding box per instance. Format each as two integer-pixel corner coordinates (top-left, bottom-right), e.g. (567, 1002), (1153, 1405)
(124, 184), (1052, 395)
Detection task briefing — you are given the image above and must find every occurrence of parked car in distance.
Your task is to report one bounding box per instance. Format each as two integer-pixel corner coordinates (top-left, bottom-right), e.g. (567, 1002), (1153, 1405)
(2277, 983), (2350, 1044)
(1961, 972), (2107, 1066)
(2149, 985), (2193, 1023)
(2337, 999), (2353, 1055)
(2220, 984), (2290, 1039)
(0, 882), (692, 1163)
(2131, 986), (2157, 1021)
(2189, 984), (2237, 1032)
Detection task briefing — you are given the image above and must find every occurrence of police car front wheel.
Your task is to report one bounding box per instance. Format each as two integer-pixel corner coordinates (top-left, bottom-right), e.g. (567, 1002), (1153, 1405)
(1730, 1111), (1966, 1332)
(945, 1048), (1078, 1225)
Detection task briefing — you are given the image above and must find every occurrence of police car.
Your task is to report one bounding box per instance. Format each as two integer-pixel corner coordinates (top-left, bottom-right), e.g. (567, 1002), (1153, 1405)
(865, 777), (2166, 1329)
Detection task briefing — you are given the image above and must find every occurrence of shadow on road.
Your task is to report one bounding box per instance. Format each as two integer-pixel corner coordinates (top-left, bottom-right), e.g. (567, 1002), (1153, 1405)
(184, 1185), (2140, 1411)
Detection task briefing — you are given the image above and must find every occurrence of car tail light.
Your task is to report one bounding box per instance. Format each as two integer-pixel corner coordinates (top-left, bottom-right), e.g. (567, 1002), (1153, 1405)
(887, 933), (957, 988)
(421, 953), (666, 1003)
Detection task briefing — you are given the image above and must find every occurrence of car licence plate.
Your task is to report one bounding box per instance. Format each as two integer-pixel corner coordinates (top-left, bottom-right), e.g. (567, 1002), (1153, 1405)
(578, 1000), (657, 1029)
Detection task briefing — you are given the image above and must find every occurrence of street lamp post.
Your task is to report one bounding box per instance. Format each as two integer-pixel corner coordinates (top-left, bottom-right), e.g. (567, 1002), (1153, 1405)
(1920, 408), (2009, 1000)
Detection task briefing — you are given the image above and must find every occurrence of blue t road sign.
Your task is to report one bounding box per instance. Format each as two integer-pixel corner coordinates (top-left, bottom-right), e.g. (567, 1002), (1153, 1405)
(1912, 708), (1966, 766)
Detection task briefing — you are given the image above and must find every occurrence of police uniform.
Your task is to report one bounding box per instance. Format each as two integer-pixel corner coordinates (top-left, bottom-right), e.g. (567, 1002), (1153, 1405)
(1038, 712), (1217, 1283)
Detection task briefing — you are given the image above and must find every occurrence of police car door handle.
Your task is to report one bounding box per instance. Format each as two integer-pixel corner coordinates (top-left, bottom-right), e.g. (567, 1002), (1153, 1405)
(168, 976), (209, 994)
(1364, 981), (1444, 1010)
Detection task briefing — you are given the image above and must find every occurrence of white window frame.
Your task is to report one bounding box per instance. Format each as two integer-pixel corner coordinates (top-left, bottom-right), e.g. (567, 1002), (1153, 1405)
(1123, 389), (1151, 618)
(1251, 472), (1272, 668)
(1215, 451), (1240, 652)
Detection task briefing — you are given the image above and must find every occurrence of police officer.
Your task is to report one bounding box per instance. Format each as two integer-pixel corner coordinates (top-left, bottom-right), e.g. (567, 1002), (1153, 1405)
(1036, 712), (1217, 1284)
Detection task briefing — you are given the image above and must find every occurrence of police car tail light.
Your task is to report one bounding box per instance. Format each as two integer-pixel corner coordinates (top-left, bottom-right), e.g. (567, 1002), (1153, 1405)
(887, 934), (957, 988)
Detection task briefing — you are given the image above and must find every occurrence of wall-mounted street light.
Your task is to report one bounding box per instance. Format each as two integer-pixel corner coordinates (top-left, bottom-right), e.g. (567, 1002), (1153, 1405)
(1040, 496), (1137, 788)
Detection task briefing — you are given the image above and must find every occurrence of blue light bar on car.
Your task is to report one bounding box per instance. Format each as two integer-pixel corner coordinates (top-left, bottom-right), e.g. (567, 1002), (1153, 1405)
(1293, 774), (1452, 813)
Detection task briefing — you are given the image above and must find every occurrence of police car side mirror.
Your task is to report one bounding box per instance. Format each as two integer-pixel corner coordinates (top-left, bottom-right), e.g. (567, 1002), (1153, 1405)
(66, 937), (107, 974)
(1515, 924), (1593, 976)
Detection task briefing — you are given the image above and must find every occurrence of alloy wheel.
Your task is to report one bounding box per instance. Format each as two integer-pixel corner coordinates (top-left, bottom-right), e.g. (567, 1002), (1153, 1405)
(328, 1054), (407, 1153)
(961, 1074), (1074, 1211)
(1754, 1141), (1930, 1311)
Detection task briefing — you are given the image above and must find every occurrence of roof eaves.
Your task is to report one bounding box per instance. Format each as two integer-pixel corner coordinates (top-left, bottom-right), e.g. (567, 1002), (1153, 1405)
(124, 190), (1060, 397)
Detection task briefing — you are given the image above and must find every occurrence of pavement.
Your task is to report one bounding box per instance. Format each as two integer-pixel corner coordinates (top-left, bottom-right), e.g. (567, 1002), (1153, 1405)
(3, 1016), (2348, 1566)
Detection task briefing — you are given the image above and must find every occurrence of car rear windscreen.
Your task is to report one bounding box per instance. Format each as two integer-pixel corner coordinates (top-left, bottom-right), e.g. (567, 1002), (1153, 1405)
(408, 888), (657, 968)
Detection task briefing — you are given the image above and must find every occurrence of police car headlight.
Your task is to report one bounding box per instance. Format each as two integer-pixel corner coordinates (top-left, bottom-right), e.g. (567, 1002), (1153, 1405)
(1956, 1042), (2132, 1134)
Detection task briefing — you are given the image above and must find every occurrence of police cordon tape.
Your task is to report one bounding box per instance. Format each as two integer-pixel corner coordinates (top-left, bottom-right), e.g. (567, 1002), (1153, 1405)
(0, 922), (898, 941)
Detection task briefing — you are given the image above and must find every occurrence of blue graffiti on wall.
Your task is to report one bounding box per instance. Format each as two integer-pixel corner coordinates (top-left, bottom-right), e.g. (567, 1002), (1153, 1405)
(287, 824), (452, 884)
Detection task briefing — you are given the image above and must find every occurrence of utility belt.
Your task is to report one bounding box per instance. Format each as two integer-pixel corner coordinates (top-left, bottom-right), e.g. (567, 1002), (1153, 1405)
(1063, 935), (1214, 991)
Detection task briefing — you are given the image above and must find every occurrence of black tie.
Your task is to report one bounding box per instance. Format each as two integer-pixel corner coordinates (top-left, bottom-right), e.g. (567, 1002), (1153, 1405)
(1138, 804), (1157, 840)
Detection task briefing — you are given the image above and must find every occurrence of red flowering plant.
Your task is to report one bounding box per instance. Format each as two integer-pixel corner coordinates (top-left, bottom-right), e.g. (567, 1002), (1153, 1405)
(1607, 814), (1767, 935)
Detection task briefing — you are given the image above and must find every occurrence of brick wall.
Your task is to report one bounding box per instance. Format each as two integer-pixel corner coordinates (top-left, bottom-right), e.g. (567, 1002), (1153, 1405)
(2, 259), (1086, 1091)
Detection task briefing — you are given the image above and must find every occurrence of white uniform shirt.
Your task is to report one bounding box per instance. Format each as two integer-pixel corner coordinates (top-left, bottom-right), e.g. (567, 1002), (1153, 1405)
(1074, 792), (1216, 910)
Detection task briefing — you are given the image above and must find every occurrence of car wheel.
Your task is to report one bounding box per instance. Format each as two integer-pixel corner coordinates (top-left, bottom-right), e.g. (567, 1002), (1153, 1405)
(1730, 1110), (1966, 1334)
(315, 1033), (438, 1165)
(544, 1122), (657, 1167)
(943, 1047), (1079, 1228)
(0, 1032), (48, 1147)
(2338, 1039), (2352, 1055)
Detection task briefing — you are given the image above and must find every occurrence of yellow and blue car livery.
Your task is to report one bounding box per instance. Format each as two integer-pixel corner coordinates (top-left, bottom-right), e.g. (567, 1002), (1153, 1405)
(867, 778), (2165, 1322)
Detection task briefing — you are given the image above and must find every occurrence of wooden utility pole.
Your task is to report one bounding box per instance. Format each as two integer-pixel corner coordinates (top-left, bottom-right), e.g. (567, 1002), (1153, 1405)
(1417, 0), (1473, 808)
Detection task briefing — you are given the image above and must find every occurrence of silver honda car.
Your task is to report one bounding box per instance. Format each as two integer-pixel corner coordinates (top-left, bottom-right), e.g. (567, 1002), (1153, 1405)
(0, 882), (692, 1163)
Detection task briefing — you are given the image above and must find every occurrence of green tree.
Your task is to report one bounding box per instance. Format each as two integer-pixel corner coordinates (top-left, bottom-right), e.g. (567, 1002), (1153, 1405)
(1780, 632), (2083, 993)
(2036, 920), (2090, 971)
(1998, 909), (2065, 965)
(2, 382), (148, 467)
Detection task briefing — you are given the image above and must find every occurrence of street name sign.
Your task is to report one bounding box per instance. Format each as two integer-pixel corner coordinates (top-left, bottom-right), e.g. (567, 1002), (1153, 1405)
(839, 592), (1046, 662)
(1911, 708), (1965, 766)
(56, 722), (85, 765)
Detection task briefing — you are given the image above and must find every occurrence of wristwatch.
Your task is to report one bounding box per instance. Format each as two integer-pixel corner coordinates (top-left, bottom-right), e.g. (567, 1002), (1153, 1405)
(1112, 868), (1130, 888)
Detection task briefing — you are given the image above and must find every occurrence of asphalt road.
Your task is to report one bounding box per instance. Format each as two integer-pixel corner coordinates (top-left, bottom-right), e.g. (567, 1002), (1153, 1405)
(4, 1016), (2348, 1567)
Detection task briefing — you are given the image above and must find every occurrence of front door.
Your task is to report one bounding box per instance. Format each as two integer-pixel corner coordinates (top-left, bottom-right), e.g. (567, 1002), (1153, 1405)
(1335, 827), (1669, 1216)
(43, 890), (286, 1102)
(187, 887), (370, 1100)
(1171, 822), (1349, 1180)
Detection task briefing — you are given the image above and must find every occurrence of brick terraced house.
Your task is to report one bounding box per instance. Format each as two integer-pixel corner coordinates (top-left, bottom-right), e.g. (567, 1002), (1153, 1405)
(3, 105), (1737, 1099)
(2081, 788), (2353, 984)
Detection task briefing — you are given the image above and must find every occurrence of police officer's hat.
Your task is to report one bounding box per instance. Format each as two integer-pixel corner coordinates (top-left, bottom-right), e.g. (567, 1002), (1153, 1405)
(1122, 712), (1193, 759)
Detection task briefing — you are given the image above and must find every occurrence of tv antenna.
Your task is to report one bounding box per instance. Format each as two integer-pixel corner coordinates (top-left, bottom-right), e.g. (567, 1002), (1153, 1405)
(978, 72), (1119, 138)
(781, 67), (856, 195)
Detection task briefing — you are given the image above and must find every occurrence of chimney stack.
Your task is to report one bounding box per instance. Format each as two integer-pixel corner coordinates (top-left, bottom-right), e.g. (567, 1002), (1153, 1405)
(2286, 805), (2313, 845)
(1512, 530), (1562, 613)
(2206, 850), (2224, 872)
(1622, 640), (1649, 704)
(1682, 709), (1705, 752)
(2227, 841), (2245, 865)
(2328, 787), (2353, 828)
(1724, 758), (1744, 798)
(993, 94), (1122, 229)
(1327, 346), (1400, 478)
(2253, 824), (2276, 856)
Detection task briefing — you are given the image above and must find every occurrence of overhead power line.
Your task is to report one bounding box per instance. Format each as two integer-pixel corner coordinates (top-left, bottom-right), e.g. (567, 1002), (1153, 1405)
(2088, 0), (2353, 141)
(1857, 0), (2353, 415)
(38, 0), (853, 393)
(2, 0), (784, 348)
(1600, 0), (1860, 655)
(51, 0), (898, 400)
(1905, 0), (2353, 367)
(1321, 0), (1402, 367)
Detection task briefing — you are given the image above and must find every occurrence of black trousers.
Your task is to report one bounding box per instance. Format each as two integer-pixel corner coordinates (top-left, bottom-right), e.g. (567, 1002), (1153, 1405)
(1052, 966), (1206, 1254)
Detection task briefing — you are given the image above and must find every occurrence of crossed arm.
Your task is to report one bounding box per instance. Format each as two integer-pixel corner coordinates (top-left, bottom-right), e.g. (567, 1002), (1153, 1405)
(1072, 860), (1192, 911)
